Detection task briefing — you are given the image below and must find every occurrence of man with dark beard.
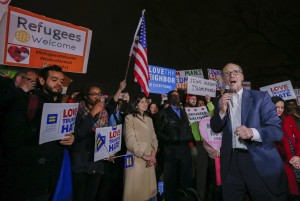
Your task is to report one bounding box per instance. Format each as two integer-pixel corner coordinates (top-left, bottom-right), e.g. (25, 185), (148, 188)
(155, 90), (194, 201)
(1, 65), (74, 201)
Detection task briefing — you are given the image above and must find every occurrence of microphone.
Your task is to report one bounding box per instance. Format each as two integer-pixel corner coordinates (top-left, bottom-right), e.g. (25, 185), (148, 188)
(224, 85), (233, 107)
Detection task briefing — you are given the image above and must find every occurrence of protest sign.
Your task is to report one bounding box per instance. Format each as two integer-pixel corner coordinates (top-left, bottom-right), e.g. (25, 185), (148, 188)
(0, 6), (92, 73)
(260, 80), (296, 100)
(187, 76), (217, 97)
(185, 106), (209, 123)
(176, 69), (204, 90)
(242, 81), (251, 90)
(294, 89), (300, 105)
(0, 0), (11, 21)
(149, 65), (176, 94)
(94, 125), (122, 161)
(207, 68), (225, 90)
(39, 103), (79, 144)
(199, 117), (222, 151)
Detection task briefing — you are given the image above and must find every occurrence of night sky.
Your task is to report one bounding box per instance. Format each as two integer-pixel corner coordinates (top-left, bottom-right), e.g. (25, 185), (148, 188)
(7, 0), (300, 101)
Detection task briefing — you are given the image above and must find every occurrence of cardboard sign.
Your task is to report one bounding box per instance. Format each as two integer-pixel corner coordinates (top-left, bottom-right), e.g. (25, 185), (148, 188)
(176, 69), (204, 90)
(185, 106), (209, 123)
(294, 89), (300, 105)
(0, 6), (92, 73)
(207, 68), (225, 91)
(242, 81), (251, 90)
(39, 103), (79, 144)
(199, 117), (222, 151)
(260, 80), (296, 100)
(148, 65), (176, 94)
(187, 76), (217, 97)
(94, 125), (122, 161)
(0, 0), (11, 21)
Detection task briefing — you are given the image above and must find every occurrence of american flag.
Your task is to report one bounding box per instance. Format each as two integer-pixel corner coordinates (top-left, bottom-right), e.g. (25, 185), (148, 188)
(132, 15), (150, 96)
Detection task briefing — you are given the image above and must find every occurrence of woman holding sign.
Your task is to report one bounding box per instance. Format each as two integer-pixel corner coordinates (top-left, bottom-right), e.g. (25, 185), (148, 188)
(123, 94), (158, 201)
(272, 96), (300, 201)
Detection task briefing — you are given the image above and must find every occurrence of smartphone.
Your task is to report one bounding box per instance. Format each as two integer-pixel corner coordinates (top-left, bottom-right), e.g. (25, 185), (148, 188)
(101, 96), (105, 102)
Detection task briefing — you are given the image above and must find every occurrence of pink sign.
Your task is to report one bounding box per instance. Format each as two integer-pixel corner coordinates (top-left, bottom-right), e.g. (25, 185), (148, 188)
(199, 117), (222, 151)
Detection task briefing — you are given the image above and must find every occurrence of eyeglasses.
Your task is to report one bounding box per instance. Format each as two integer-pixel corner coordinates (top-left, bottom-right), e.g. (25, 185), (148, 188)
(21, 76), (37, 82)
(222, 70), (243, 77)
(88, 93), (102, 98)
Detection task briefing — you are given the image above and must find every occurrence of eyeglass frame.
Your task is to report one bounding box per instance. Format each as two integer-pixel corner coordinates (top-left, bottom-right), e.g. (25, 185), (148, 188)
(87, 93), (103, 98)
(222, 69), (243, 77)
(21, 75), (38, 82)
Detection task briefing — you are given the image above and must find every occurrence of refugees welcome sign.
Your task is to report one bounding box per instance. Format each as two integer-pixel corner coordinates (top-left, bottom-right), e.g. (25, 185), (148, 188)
(0, 6), (92, 73)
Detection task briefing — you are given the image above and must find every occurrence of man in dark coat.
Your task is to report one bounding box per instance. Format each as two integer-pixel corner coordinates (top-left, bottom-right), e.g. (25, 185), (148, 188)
(155, 90), (194, 201)
(1, 65), (74, 201)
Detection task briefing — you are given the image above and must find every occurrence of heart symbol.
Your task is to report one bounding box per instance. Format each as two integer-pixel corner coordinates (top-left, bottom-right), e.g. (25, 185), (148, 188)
(8, 46), (29, 62)
(199, 117), (222, 151)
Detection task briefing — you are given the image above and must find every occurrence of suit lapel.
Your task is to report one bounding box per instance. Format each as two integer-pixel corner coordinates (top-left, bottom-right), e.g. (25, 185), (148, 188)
(241, 89), (252, 125)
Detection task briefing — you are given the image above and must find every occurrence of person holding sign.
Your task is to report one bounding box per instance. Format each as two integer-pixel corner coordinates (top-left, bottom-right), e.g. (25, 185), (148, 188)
(185, 94), (210, 201)
(123, 94), (158, 201)
(272, 96), (300, 201)
(1, 65), (74, 201)
(70, 83), (109, 201)
(210, 63), (287, 201)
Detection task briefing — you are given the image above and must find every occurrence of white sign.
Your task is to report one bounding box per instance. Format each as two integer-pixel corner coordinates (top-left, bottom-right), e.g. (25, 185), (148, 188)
(207, 68), (225, 90)
(294, 89), (300, 105)
(39, 103), (79, 144)
(94, 125), (122, 161)
(260, 80), (296, 100)
(176, 69), (204, 90)
(242, 81), (251, 90)
(185, 106), (209, 123)
(0, 0), (11, 21)
(187, 76), (217, 97)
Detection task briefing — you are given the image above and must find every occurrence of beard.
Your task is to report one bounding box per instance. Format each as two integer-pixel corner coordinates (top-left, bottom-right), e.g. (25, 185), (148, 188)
(44, 83), (62, 97)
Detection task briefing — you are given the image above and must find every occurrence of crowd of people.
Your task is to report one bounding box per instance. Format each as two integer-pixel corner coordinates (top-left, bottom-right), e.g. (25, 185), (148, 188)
(1, 63), (300, 201)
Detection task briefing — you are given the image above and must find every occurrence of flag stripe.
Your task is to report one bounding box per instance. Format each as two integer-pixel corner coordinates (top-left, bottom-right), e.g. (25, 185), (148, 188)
(133, 14), (150, 96)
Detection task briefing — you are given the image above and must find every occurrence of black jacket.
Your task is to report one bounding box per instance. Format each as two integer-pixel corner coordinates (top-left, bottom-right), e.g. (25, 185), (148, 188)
(155, 105), (194, 146)
(1, 89), (65, 200)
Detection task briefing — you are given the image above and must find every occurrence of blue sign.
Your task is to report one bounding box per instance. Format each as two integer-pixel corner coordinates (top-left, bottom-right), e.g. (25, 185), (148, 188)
(124, 154), (134, 168)
(96, 133), (106, 151)
(149, 65), (176, 94)
(47, 114), (58, 124)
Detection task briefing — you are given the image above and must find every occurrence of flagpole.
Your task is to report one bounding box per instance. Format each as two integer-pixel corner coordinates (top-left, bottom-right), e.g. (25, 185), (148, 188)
(124, 9), (146, 81)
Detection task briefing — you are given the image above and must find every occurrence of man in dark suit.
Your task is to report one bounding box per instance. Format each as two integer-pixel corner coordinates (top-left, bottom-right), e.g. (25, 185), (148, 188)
(155, 90), (194, 201)
(210, 63), (287, 201)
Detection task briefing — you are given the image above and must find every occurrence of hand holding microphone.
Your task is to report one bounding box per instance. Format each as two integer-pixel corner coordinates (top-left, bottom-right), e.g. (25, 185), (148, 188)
(219, 86), (233, 115)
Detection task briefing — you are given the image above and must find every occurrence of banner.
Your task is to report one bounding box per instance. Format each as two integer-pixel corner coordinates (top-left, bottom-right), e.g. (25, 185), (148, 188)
(39, 103), (79, 144)
(94, 125), (122, 161)
(260, 80), (296, 100)
(0, 6), (92, 73)
(207, 68), (225, 90)
(185, 106), (209, 123)
(199, 117), (222, 152)
(176, 69), (204, 90)
(187, 76), (217, 97)
(148, 65), (176, 94)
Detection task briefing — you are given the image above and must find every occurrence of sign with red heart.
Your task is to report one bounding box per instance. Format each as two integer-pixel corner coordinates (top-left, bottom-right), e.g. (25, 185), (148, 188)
(7, 45), (30, 62)
(199, 117), (222, 151)
(0, 6), (91, 73)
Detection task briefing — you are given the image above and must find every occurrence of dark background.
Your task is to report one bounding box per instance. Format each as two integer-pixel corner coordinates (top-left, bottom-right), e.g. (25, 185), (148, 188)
(6, 0), (300, 101)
